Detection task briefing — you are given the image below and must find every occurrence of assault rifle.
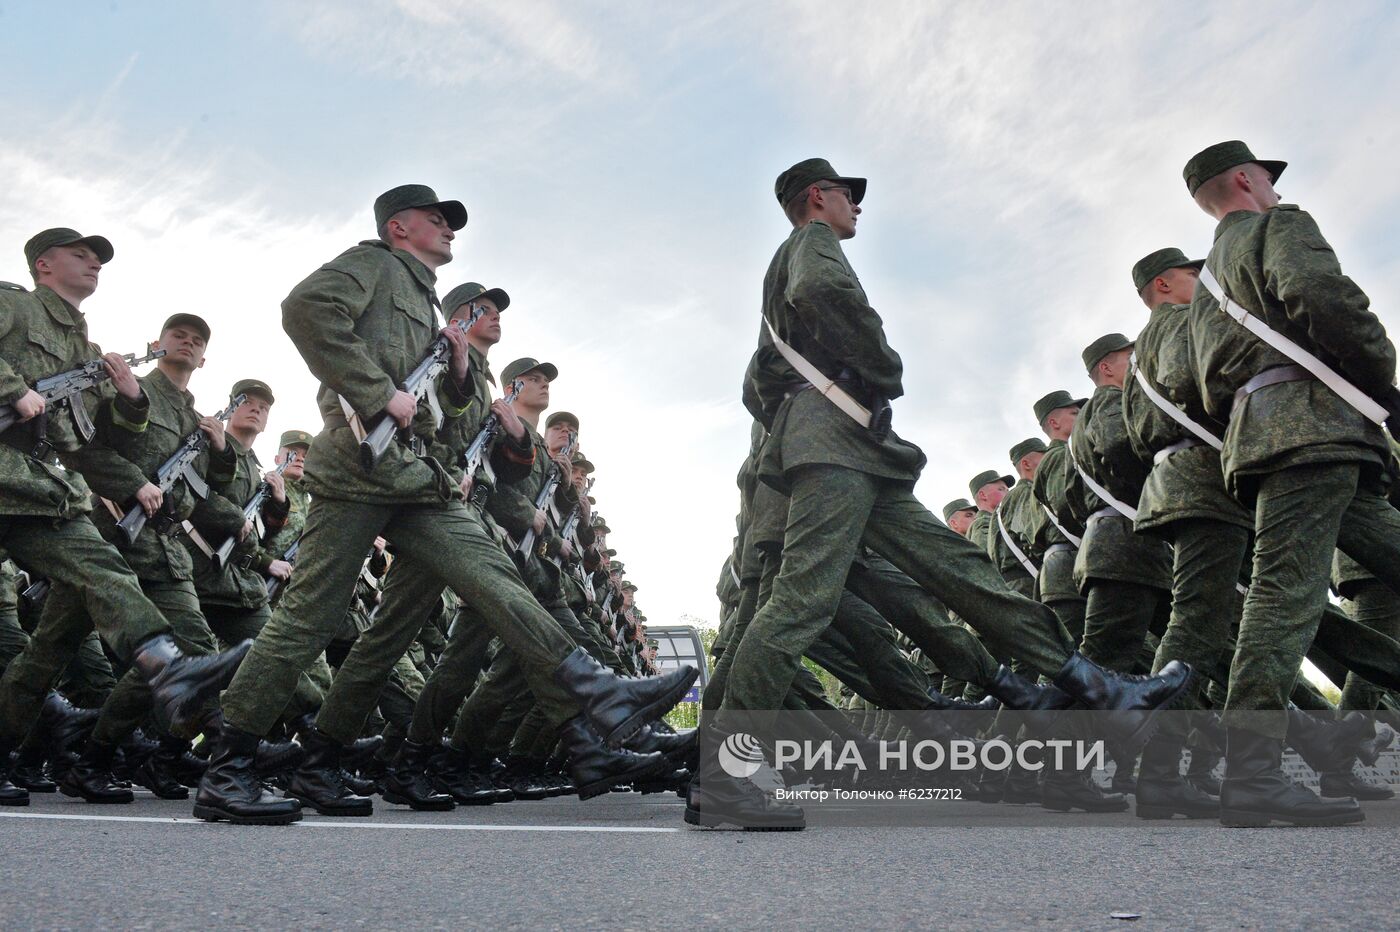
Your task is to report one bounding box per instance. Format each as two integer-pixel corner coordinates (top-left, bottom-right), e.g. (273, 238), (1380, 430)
(211, 451), (298, 571)
(461, 378), (524, 480)
(115, 394), (245, 544)
(356, 307), (483, 473)
(0, 348), (165, 454)
(549, 477), (594, 569)
(516, 431), (576, 559)
(264, 538), (300, 602)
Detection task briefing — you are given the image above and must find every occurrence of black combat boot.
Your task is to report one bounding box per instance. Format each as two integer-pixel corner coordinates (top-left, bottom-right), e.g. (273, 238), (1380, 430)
(342, 733), (386, 773)
(193, 721), (303, 825)
(553, 648), (698, 747)
(983, 666), (1075, 711)
(1286, 708), (1386, 773)
(498, 755), (552, 801)
(561, 716), (667, 800)
(285, 727), (373, 816)
(380, 740), (455, 811)
(131, 635), (252, 734)
(625, 725), (700, 773)
(1050, 654), (1192, 747)
(1041, 764), (1127, 813)
(1108, 743), (1138, 796)
(1219, 728), (1363, 827)
(1134, 734), (1218, 820)
(132, 734), (193, 800)
(0, 739), (30, 806)
(1186, 745), (1223, 796)
(427, 744), (499, 805)
(10, 740), (57, 793)
(60, 739), (134, 804)
(683, 743), (805, 831)
(254, 735), (306, 780)
(40, 693), (99, 767)
(1319, 767), (1395, 801)
(112, 728), (159, 786)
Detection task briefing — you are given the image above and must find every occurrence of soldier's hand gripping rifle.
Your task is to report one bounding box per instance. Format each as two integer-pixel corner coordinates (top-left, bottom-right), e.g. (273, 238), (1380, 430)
(357, 306), (483, 473)
(461, 378), (524, 480)
(0, 348), (165, 455)
(550, 477), (594, 569)
(211, 451), (298, 571)
(516, 430), (576, 559)
(263, 538), (300, 602)
(116, 393), (245, 545)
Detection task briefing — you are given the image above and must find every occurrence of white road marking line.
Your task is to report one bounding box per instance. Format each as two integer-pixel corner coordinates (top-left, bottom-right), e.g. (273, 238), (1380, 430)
(0, 811), (678, 833)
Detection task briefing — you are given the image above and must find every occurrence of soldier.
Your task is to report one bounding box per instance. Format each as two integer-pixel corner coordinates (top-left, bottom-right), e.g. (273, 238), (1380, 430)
(690, 158), (1190, 830)
(195, 185), (693, 824)
(942, 499), (977, 538)
(1181, 140), (1400, 826)
(987, 439), (1046, 596)
(1030, 391), (1088, 643)
(262, 428), (314, 597)
(967, 470), (1013, 554)
(0, 228), (250, 809)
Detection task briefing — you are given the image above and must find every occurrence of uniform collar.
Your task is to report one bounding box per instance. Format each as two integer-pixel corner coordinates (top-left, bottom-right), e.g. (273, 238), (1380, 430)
(33, 284), (83, 330)
(1212, 208), (1262, 242)
(469, 344), (496, 386)
(356, 239), (439, 294)
(143, 366), (193, 407)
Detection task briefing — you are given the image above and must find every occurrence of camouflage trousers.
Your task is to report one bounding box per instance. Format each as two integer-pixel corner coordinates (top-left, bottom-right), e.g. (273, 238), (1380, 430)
(220, 496), (578, 741)
(0, 602), (113, 711)
(1079, 578), (1169, 676)
(1228, 461), (1400, 738)
(202, 602), (326, 725)
(1338, 582), (1400, 711)
(721, 465), (1075, 715)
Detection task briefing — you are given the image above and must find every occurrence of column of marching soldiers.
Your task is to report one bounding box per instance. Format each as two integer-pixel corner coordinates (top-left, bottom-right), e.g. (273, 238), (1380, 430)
(697, 141), (1400, 831)
(0, 183), (701, 823)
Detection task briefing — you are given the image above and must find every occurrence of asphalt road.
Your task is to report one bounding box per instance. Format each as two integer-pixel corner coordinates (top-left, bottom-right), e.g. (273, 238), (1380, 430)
(3, 789), (1398, 930)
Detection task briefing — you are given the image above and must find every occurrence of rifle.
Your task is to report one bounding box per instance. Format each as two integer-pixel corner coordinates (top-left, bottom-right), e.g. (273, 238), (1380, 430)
(516, 430), (576, 559)
(20, 576), (50, 613)
(461, 378), (524, 480)
(356, 307), (483, 473)
(115, 393), (245, 545)
(264, 538), (300, 602)
(550, 477), (594, 569)
(0, 348), (165, 454)
(211, 451), (298, 572)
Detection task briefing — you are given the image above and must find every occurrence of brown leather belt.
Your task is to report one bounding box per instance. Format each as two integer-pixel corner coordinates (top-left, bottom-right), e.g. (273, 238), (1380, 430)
(1233, 364), (1313, 413)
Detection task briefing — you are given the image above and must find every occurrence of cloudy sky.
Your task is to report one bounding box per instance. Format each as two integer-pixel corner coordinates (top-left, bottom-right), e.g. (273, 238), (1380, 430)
(4, 1), (1399, 629)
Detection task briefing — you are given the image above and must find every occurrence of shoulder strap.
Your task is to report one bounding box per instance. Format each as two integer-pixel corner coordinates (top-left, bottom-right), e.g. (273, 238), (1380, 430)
(763, 317), (872, 428)
(1198, 265), (1387, 425)
(1130, 355), (1223, 450)
(996, 504), (1039, 578)
(1068, 439), (1139, 521)
(1040, 503), (1083, 548)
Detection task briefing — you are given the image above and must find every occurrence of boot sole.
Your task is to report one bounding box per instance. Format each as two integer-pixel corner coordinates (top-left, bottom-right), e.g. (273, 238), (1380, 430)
(682, 806), (805, 831)
(577, 758), (671, 801)
(379, 789), (455, 811)
(1041, 801), (1130, 813)
(0, 796), (29, 806)
(1220, 807), (1366, 827)
(603, 669), (699, 748)
(286, 795), (372, 817)
(1136, 804), (1218, 820)
(193, 803), (303, 825)
(60, 788), (134, 804)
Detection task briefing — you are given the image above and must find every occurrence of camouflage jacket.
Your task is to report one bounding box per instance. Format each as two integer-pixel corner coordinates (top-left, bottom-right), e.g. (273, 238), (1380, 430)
(987, 480), (1037, 582)
(282, 241), (493, 505)
(264, 477), (310, 560)
(184, 434), (281, 608)
(0, 284), (107, 519)
(1069, 384), (1171, 592)
(1122, 301), (1250, 535)
(1032, 439), (1084, 549)
(968, 509), (992, 554)
(753, 220), (925, 492)
(1189, 205), (1395, 498)
(487, 420), (578, 592)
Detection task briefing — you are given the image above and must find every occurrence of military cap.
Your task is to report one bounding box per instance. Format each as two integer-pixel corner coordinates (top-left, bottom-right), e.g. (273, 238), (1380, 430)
(610, 561), (625, 573)
(546, 411), (580, 432)
(501, 357), (558, 385)
(1009, 437), (1048, 465)
(1033, 389), (1088, 426)
(590, 514), (611, 533)
(969, 469), (1014, 498)
(161, 313), (211, 342)
(442, 281), (510, 315)
(24, 228), (114, 273)
(1182, 140), (1287, 196)
(373, 184), (467, 231)
(279, 429), (314, 450)
(942, 498), (977, 523)
(231, 379), (275, 404)
(1082, 333), (1134, 374)
(570, 450), (595, 473)
(775, 157), (867, 207)
(621, 580), (638, 592)
(1131, 247), (1204, 293)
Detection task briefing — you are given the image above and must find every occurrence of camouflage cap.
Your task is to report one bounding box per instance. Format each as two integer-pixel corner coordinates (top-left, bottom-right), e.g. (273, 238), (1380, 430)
(610, 561), (625, 573)
(1131, 247), (1204, 293)
(1082, 333), (1134, 374)
(969, 469), (1014, 498)
(603, 547), (617, 558)
(161, 313), (211, 342)
(373, 184), (467, 231)
(775, 157), (867, 207)
(1033, 389), (1088, 426)
(546, 411), (579, 432)
(231, 378), (275, 405)
(942, 498), (977, 523)
(591, 515), (611, 533)
(24, 228), (114, 273)
(1008, 437), (1048, 465)
(571, 451), (595, 474)
(621, 580), (638, 592)
(279, 429), (313, 450)
(501, 357), (558, 385)
(1182, 140), (1287, 196)
(442, 281), (510, 315)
